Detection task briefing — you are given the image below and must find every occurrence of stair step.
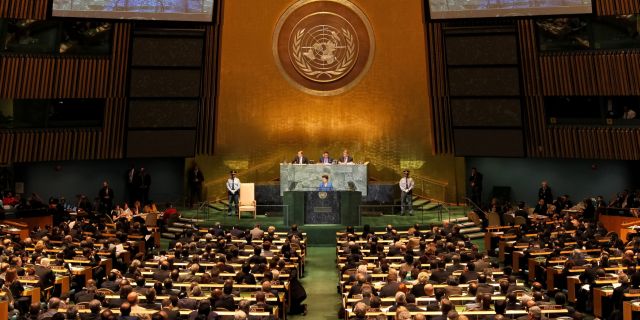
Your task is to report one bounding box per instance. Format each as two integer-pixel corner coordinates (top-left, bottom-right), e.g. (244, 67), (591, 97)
(160, 233), (178, 239)
(443, 217), (469, 223)
(178, 217), (204, 223)
(459, 227), (482, 234)
(208, 203), (228, 211)
(412, 199), (431, 207)
(166, 227), (186, 234)
(456, 222), (477, 228)
(420, 203), (440, 211)
(172, 222), (193, 228)
(220, 200), (230, 206)
(467, 232), (486, 239)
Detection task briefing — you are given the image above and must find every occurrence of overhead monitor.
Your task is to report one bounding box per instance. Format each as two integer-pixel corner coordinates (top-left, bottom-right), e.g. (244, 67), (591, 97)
(52, 0), (215, 22)
(428, 0), (593, 19)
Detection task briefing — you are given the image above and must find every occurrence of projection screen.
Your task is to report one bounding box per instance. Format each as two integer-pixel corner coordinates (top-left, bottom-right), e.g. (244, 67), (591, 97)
(52, 0), (215, 22)
(428, 0), (593, 19)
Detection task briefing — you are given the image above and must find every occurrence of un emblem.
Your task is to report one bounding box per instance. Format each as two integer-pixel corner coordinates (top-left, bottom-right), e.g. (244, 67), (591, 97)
(274, 0), (375, 96)
(318, 191), (328, 199)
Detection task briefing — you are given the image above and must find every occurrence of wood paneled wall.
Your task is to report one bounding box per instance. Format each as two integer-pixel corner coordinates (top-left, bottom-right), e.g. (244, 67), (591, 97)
(0, 23), (131, 163)
(518, 19), (640, 160)
(539, 52), (640, 96)
(425, 22), (454, 155)
(0, 56), (110, 98)
(595, 0), (640, 16)
(0, 0), (48, 20)
(427, 1), (640, 160)
(196, 24), (219, 155)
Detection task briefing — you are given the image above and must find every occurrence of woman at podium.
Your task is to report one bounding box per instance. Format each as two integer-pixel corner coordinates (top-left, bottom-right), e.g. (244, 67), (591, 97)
(318, 175), (334, 191)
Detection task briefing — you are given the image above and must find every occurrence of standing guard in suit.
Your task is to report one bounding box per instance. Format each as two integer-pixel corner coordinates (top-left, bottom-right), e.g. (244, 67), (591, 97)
(469, 167), (483, 206)
(226, 171), (241, 216)
(399, 170), (414, 216)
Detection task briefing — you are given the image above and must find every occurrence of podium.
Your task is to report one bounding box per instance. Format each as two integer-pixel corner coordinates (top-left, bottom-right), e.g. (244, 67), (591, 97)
(283, 191), (361, 225)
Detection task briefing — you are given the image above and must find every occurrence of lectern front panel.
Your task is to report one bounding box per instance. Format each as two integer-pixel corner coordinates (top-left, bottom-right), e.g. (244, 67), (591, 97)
(305, 191), (340, 224)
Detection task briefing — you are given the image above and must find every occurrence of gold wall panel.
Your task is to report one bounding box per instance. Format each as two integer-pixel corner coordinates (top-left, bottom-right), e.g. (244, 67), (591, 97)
(195, 0), (464, 202)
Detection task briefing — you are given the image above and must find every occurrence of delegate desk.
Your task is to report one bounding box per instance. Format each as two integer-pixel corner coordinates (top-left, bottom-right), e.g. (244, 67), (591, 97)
(284, 191), (361, 225)
(279, 163), (368, 196)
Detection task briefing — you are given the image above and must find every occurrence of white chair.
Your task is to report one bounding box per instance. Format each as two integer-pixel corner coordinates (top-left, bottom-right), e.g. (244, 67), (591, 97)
(238, 183), (257, 219)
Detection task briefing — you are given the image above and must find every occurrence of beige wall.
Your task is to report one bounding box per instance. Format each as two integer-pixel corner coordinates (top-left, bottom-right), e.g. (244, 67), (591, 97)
(193, 0), (465, 202)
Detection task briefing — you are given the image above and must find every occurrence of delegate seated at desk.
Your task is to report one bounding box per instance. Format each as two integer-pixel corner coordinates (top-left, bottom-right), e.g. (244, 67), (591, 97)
(338, 149), (354, 164)
(318, 175), (333, 191)
(319, 151), (333, 165)
(292, 151), (309, 164)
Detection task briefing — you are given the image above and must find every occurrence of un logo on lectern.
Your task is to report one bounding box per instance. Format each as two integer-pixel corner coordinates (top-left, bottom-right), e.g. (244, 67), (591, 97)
(318, 191), (328, 199)
(273, 0), (375, 96)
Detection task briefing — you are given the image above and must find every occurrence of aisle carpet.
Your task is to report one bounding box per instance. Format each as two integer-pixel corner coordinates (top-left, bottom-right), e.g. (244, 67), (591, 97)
(289, 247), (340, 320)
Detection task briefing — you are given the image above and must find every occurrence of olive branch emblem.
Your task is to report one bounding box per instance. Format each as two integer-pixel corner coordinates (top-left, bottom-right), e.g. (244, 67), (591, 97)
(292, 27), (356, 81)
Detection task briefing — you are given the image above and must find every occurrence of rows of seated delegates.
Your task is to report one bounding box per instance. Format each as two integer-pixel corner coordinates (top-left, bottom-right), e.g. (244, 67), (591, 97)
(336, 217), (640, 320)
(0, 216), (308, 320)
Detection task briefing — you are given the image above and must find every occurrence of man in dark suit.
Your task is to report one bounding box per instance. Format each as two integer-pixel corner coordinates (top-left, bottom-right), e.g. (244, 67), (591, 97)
(430, 261), (451, 284)
(34, 257), (55, 290)
(80, 300), (102, 320)
(379, 272), (400, 297)
(291, 150), (309, 164)
(459, 262), (479, 284)
(211, 288), (235, 311)
(319, 151), (333, 164)
(98, 181), (115, 214)
(100, 272), (119, 292)
(137, 167), (151, 205)
(445, 277), (463, 296)
(161, 298), (180, 320)
(469, 167), (483, 206)
(187, 164), (205, 209)
(152, 261), (171, 282)
(124, 164), (136, 204)
(251, 291), (274, 314)
(538, 181), (553, 205)
(431, 299), (454, 320)
(75, 280), (98, 303)
(446, 255), (464, 273)
(338, 149), (354, 164)
(476, 274), (494, 295)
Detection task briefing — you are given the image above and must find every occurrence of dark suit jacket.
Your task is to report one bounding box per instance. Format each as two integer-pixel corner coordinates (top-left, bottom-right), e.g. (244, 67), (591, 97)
(446, 265), (464, 273)
(252, 301), (274, 314)
(430, 270), (451, 284)
(339, 156), (354, 164)
(445, 285), (463, 296)
(319, 156), (333, 164)
(379, 281), (400, 297)
(178, 298), (199, 310)
(162, 308), (180, 320)
(75, 290), (96, 303)
(292, 156), (309, 164)
(100, 280), (119, 292)
(108, 298), (126, 308)
(459, 271), (479, 284)
(80, 312), (101, 320)
(410, 283), (426, 297)
(477, 283), (494, 295)
(213, 295), (236, 311)
(35, 265), (55, 289)
(153, 269), (170, 282)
